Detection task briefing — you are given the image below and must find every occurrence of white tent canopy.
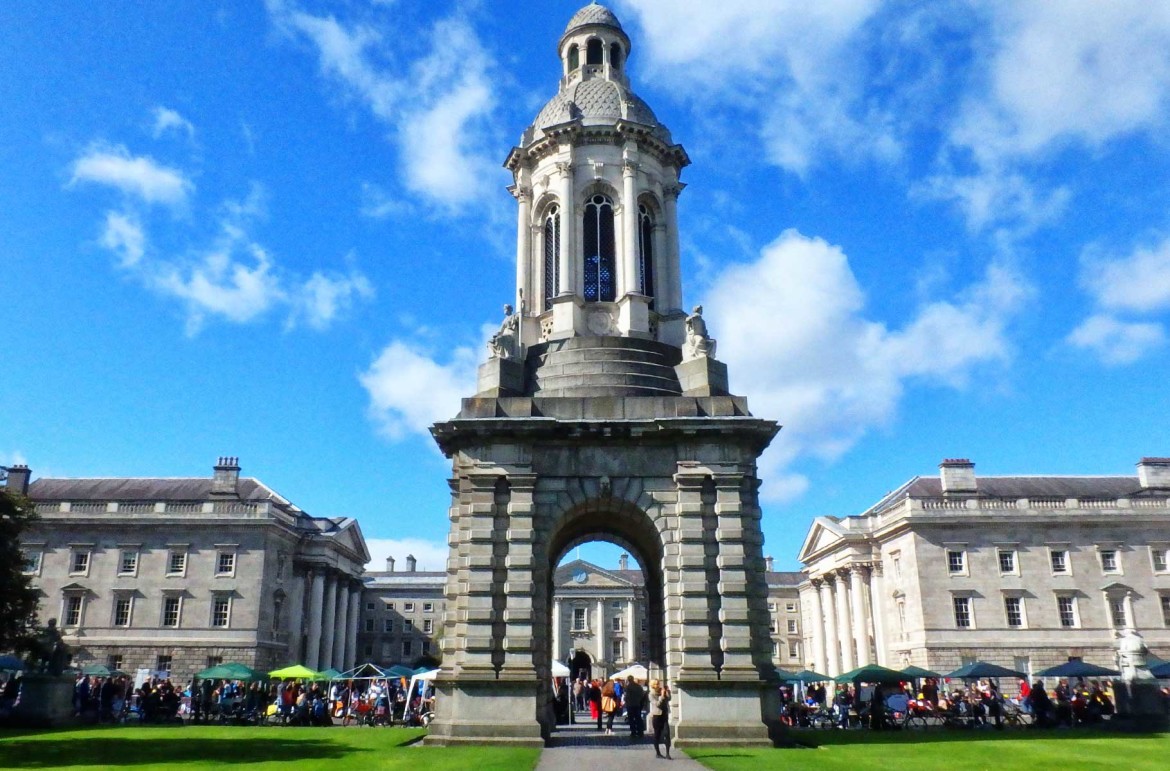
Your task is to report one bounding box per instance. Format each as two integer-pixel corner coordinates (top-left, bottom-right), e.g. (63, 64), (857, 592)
(551, 661), (571, 678)
(609, 664), (648, 681)
(405, 668), (441, 711)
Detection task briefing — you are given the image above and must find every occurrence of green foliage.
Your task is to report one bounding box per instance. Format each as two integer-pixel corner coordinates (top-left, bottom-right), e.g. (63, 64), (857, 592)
(0, 490), (39, 652)
(0, 726), (541, 770)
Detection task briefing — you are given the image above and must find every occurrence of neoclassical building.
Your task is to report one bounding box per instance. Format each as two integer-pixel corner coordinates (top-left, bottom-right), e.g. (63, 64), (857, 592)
(798, 457), (1170, 679)
(4, 459), (368, 679)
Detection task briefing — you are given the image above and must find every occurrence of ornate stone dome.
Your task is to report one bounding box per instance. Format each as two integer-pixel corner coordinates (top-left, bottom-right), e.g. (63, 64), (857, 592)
(563, 3), (624, 37)
(528, 76), (672, 145)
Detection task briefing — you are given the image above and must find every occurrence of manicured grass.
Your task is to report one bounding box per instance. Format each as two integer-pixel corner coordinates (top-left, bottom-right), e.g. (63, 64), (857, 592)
(687, 729), (1170, 770)
(0, 725), (541, 770)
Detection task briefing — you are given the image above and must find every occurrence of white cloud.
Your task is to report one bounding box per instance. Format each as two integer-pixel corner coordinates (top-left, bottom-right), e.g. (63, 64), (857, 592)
(267, 2), (497, 209)
(1079, 238), (1170, 314)
(99, 211), (146, 267)
(358, 339), (479, 441)
(363, 538), (448, 573)
(1067, 315), (1165, 366)
(70, 144), (193, 206)
(359, 182), (411, 219)
(293, 268), (375, 330)
(151, 106), (195, 140)
(704, 230), (1025, 500)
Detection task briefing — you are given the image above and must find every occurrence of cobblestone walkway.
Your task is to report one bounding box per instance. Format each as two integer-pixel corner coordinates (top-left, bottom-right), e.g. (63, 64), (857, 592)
(537, 713), (705, 770)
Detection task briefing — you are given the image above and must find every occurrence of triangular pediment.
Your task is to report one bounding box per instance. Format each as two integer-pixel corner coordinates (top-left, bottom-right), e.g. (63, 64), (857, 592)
(798, 517), (847, 563)
(554, 559), (636, 589)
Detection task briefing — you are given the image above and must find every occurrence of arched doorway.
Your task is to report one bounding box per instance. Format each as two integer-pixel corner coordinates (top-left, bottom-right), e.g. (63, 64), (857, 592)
(569, 650), (592, 681)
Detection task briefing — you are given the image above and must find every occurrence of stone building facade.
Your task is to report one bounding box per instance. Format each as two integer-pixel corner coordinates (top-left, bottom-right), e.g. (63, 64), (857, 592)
(4, 459), (368, 680)
(798, 457), (1170, 679)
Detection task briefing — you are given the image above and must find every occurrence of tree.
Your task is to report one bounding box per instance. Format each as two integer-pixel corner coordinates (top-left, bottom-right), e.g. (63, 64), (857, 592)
(0, 489), (40, 652)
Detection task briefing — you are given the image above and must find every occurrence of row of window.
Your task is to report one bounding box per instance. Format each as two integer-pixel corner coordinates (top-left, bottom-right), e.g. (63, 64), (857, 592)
(364, 639), (435, 660)
(565, 39), (623, 73)
(772, 641), (801, 659)
(26, 547), (237, 578)
(63, 593), (234, 629)
(364, 617), (434, 635)
(363, 600), (435, 615)
(768, 601), (800, 613)
(770, 619), (800, 634)
(949, 594), (1170, 630)
(540, 198), (656, 310)
(943, 545), (1169, 578)
(567, 606), (647, 633)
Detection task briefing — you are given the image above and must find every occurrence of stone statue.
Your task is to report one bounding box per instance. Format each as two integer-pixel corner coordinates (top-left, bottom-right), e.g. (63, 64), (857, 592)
(1116, 627), (1152, 681)
(24, 618), (71, 677)
(488, 303), (520, 360)
(684, 305), (717, 360)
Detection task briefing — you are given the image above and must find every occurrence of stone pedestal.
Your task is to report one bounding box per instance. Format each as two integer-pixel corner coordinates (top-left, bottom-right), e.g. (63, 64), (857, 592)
(674, 356), (729, 396)
(617, 292), (652, 338)
(1114, 678), (1169, 730)
(673, 677), (779, 747)
(8, 674), (75, 727)
(477, 357), (526, 397)
(426, 675), (545, 747)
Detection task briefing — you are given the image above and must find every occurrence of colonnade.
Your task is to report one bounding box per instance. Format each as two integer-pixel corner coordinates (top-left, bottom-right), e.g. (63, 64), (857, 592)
(295, 565), (362, 672)
(805, 563), (886, 676)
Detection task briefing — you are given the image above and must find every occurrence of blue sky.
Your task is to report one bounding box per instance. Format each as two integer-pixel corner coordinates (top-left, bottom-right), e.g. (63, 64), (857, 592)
(2, 1), (1169, 572)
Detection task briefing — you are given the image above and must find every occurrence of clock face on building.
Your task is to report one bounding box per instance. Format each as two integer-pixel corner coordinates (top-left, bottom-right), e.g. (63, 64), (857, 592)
(573, 569), (588, 583)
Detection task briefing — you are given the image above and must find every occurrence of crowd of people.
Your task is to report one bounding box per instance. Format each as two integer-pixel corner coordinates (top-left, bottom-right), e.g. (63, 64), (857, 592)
(779, 676), (1142, 730)
(555, 675), (673, 758)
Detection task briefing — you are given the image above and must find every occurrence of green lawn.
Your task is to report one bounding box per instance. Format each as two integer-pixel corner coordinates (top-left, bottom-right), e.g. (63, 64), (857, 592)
(0, 725), (541, 770)
(687, 729), (1170, 770)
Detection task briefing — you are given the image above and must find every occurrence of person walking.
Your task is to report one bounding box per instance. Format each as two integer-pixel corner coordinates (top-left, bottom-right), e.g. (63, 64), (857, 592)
(623, 675), (646, 738)
(588, 679), (603, 730)
(650, 680), (671, 759)
(601, 679), (618, 734)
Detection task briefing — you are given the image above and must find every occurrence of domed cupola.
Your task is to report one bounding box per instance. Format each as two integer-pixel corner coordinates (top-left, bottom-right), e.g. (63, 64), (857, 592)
(497, 1), (701, 397)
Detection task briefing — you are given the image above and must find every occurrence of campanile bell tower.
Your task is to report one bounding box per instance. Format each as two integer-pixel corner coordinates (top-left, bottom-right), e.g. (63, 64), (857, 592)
(429, 3), (782, 749)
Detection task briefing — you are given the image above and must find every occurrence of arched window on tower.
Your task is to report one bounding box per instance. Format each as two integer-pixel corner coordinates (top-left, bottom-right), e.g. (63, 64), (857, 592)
(583, 195), (616, 302)
(586, 39), (603, 65)
(568, 44), (579, 72)
(638, 204), (655, 304)
(543, 205), (560, 311)
(610, 43), (622, 71)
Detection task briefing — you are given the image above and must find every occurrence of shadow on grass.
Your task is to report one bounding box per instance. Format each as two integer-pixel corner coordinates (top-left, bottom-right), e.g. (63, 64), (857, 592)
(0, 736), (368, 768)
(782, 725), (1168, 749)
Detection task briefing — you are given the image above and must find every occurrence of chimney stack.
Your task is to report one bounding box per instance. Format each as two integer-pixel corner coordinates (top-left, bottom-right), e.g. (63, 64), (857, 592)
(2, 464), (31, 495)
(619, 553), (629, 571)
(386, 556), (396, 573)
(765, 555), (774, 572)
(1137, 457), (1170, 490)
(212, 456), (241, 494)
(939, 458), (977, 494)
(406, 554), (417, 573)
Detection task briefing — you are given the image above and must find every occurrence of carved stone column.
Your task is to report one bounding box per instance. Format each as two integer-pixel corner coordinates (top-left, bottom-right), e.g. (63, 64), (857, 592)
(835, 569), (854, 673)
(662, 183), (684, 311)
(850, 566), (870, 667)
(333, 579), (349, 670)
(820, 577), (839, 676)
(346, 587), (361, 670)
(514, 185), (532, 308)
(868, 564), (887, 666)
(320, 572), (337, 671)
(622, 159), (639, 297)
(306, 569), (325, 670)
(596, 599), (606, 665)
(557, 159), (575, 295)
(808, 579), (827, 675)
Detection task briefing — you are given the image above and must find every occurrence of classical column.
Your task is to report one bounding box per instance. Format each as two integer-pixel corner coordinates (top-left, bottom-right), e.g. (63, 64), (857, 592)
(306, 570), (326, 669)
(621, 159), (639, 296)
(333, 580), (349, 670)
(552, 599), (561, 664)
(287, 566), (306, 660)
(820, 577), (839, 676)
(596, 599), (606, 665)
(849, 566), (870, 667)
(557, 159), (575, 295)
(320, 572), (337, 670)
(514, 186), (532, 309)
(835, 571), (855, 673)
(662, 183), (685, 311)
(808, 580), (827, 676)
(868, 565), (887, 666)
(346, 588), (361, 669)
(626, 598), (636, 663)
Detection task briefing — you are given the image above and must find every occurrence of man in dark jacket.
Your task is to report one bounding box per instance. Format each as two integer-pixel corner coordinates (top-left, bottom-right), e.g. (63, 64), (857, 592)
(623, 676), (646, 738)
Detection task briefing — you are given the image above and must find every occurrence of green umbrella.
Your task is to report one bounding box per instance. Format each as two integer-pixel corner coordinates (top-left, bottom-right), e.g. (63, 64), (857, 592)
(1035, 661), (1119, 679)
(787, 669), (833, 684)
(835, 664), (907, 685)
(386, 665), (415, 679)
(900, 665), (943, 680)
(944, 661), (1026, 680)
(268, 664), (323, 680)
(81, 663), (112, 677)
(197, 662), (263, 681)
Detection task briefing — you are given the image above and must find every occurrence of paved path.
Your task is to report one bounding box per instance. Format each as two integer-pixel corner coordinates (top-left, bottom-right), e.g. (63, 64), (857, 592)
(536, 714), (705, 770)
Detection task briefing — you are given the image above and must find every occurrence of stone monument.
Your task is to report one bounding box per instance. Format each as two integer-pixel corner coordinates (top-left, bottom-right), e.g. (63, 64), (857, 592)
(427, 3), (781, 748)
(9, 619), (75, 726)
(1113, 627), (1167, 728)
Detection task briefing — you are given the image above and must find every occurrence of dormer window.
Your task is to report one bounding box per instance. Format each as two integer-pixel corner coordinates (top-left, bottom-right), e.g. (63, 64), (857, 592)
(586, 39), (603, 65)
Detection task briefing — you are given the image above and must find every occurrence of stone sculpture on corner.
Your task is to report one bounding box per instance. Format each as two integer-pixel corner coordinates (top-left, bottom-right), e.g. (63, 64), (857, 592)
(684, 305), (716, 361)
(488, 303), (520, 360)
